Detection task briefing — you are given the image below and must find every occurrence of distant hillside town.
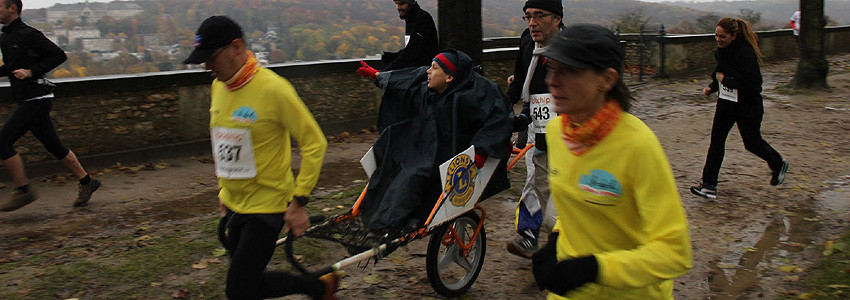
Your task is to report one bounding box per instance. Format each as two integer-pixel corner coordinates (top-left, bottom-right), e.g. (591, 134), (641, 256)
(31, 2), (143, 53)
(7, 0), (839, 79)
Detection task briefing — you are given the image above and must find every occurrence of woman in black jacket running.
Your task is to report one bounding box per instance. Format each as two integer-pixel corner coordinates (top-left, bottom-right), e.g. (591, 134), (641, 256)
(691, 17), (788, 199)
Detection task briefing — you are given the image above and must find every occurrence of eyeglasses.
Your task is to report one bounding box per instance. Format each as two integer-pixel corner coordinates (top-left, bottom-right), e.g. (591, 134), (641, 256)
(522, 13), (553, 22)
(205, 45), (229, 65)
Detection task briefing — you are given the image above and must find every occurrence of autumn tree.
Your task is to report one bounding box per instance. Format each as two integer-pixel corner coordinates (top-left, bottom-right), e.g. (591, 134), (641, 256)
(668, 20), (696, 34)
(615, 7), (651, 33)
(695, 13), (722, 33)
(792, 0), (829, 90)
(737, 9), (761, 27)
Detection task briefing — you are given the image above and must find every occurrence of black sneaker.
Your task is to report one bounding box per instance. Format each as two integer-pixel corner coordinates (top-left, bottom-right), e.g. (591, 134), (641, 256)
(1, 189), (38, 212)
(74, 178), (101, 207)
(690, 184), (717, 199)
(771, 159), (789, 186)
(506, 236), (538, 259)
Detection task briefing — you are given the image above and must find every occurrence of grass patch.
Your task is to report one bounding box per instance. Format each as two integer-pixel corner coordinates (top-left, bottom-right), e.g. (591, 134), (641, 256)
(0, 192), (355, 300)
(774, 83), (817, 95)
(309, 184), (366, 216)
(0, 218), (227, 299)
(781, 231), (850, 299)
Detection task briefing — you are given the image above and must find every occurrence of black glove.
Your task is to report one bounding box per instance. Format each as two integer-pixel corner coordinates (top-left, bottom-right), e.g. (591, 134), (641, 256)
(512, 113), (531, 132)
(516, 132), (528, 148)
(532, 232), (599, 295)
(532, 232), (558, 290)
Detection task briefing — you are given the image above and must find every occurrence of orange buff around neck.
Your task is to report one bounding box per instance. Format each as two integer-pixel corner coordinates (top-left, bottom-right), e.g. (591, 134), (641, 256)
(224, 51), (260, 91)
(560, 100), (622, 156)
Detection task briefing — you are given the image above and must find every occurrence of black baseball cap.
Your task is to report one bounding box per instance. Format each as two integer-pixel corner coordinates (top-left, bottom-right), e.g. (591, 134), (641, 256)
(541, 24), (624, 74)
(183, 16), (243, 64)
(523, 0), (563, 18)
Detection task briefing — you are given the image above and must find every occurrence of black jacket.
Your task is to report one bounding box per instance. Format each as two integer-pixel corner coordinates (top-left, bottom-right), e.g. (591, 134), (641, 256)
(361, 50), (513, 232)
(381, 2), (439, 71)
(506, 28), (549, 151)
(0, 18), (67, 101)
(708, 38), (764, 117)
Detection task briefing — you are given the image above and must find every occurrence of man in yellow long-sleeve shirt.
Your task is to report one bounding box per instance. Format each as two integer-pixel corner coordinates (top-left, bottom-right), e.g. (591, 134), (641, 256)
(184, 16), (336, 300)
(531, 24), (692, 299)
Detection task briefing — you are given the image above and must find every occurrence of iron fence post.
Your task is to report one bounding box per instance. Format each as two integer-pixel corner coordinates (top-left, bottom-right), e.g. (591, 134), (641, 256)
(658, 24), (667, 78)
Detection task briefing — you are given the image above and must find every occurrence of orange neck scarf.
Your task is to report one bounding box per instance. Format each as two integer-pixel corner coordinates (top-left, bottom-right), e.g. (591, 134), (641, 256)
(224, 51), (260, 91)
(560, 100), (622, 156)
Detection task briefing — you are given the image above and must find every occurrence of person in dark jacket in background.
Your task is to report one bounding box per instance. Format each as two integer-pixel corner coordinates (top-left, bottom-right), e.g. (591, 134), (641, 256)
(504, 0), (563, 259)
(0, 0), (101, 212)
(691, 17), (788, 200)
(356, 50), (513, 233)
(381, 0), (439, 71)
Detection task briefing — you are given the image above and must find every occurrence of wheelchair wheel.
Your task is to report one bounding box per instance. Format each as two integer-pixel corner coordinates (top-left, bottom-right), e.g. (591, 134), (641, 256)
(425, 211), (486, 298)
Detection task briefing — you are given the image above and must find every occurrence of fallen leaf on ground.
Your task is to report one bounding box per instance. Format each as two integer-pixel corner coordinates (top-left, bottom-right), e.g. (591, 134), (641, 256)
(797, 292), (814, 299)
(171, 289), (189, 299)
(779, 265), (803, 273)
(192, 259), (209, 269)
(717, 262), (738, 269)
(363, 274), (382, 284)
(824, 240), (835, 256)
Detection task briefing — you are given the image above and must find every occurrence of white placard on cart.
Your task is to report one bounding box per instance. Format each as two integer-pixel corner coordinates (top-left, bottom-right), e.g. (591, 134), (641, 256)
(429, 145), (498, 228)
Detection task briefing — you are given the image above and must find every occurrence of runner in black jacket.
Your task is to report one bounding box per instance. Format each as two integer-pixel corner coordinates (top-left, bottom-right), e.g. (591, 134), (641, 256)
(381, 0), (438, 71)
(504, 0), (563, 259)
(691, 17), (788, 200)
(0, 0), (100, 212)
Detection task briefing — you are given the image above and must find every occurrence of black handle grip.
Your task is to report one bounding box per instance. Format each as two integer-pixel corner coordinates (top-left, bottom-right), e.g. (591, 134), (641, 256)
(284, 215), (329, 277)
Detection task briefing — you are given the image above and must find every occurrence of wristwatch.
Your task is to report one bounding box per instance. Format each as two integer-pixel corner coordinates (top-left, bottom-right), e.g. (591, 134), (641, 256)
(292, 195), (309, 207)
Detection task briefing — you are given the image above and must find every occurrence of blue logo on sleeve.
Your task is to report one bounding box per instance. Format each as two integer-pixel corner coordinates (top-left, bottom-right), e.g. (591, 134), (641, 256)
(231, 107), (258, 124)
(579, 170), (622, 204)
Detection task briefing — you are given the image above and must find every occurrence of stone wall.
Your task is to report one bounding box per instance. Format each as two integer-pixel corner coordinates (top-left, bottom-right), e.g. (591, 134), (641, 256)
(661, 26), (850, 77)
(0, 59), (383, 164)
(2, 26), (848, 164)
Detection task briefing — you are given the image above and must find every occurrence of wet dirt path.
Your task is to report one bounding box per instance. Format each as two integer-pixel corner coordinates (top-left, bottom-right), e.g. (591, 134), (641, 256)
(1, 55), (849, 299)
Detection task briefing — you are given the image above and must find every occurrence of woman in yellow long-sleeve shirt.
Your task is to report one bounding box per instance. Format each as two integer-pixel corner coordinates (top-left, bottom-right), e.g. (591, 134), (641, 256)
(531, 24), (692, 299)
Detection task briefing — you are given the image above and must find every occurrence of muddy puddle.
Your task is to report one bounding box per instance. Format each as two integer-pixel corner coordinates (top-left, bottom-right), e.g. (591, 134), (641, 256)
(709, 175), (850, 299)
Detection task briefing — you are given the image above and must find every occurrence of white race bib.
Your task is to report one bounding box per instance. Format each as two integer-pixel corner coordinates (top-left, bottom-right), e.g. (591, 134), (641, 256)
(718, 82), (738, 102)
(530, 93), (555, 133)
(210, 127), (257, 179)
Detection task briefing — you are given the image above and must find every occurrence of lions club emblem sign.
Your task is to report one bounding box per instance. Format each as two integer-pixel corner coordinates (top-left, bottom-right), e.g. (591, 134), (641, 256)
(443, 154), (478, 207)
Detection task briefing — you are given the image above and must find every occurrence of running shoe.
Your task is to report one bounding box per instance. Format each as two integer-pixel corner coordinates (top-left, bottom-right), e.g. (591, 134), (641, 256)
(506, 236), (538, 259)
(771, 159), (789, 186)
(1, 189), (37, 212)
(690, 184), (717, 199)
(74, 178), (101, 207)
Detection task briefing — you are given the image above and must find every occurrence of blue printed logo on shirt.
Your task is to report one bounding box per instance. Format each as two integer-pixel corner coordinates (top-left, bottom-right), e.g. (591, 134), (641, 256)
(231, 107), (258, 125)
(579, 169), (622, 205)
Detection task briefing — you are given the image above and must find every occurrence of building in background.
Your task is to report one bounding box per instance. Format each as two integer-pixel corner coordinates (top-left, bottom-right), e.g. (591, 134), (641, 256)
(47, 2), (144, 25)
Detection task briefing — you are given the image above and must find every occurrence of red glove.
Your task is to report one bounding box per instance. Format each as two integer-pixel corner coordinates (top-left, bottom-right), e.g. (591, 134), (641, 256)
(474, 153), (486, 169)
(357, 61), (378, 80)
